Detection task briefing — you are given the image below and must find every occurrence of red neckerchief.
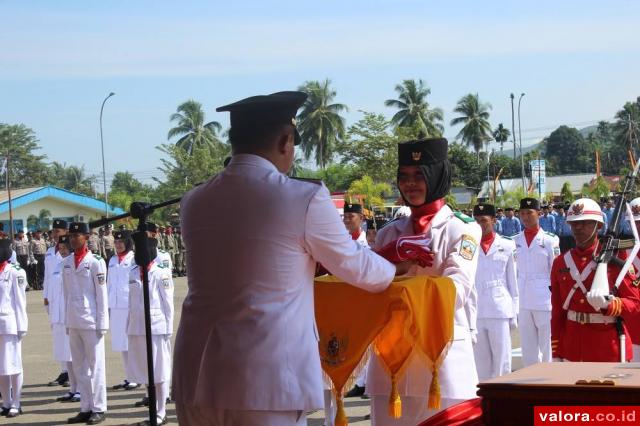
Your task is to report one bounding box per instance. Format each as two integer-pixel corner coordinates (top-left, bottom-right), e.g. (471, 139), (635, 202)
(140, 261), (155, 280)
(571, 240), (598, 271)
(410, 198), (446, 234)
(0, 261), (7, 273)
(481, 232), (496, 254)
(117, 250), (129, 263)
(350, 229), (362, 240)
(74, 245), (89, 268)
(524, 226), (540, 247)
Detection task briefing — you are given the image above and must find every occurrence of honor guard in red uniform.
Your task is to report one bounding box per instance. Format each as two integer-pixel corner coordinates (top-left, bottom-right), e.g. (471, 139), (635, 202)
(550, 198), (640, 362)
(625, 197), (640, 361)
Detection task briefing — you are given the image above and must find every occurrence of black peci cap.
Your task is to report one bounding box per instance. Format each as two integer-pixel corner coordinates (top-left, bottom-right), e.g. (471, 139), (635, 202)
(58, 235), (70, 245)
(398, 138), (448, 166)
(473, 203), (496, 217)
(520, 197), (541, 210)
(343, 203), (363, 214)
(68, 222), (90, 234)
(52, 219), (68, 230)
(217, 91), (307, 145)
(114, 230), (132, 241)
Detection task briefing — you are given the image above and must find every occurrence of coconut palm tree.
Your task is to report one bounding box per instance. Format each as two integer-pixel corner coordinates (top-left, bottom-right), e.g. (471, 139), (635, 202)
(450, 94), (493, 161)
(384, 79), (444, 137)
(492, 123), (510, 154)
(168, 100), (222, 156)
(297, 79), (347, 169)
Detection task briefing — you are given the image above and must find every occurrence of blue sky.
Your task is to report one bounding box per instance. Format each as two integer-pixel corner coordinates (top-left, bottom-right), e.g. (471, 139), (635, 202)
(2, 0), (639, 185)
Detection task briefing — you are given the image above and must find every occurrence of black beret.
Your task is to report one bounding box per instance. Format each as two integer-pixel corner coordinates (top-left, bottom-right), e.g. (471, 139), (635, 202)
(58, 235), (70, 245)
(52, 219), (68, 230)
(398, 138), (448, 166)
(344, 203), (363, 214)
(69, 222), (90, 234)
(473, 203), (496, 217)
(147, 222), (158, 232)
(520, 198), (541, 210)
(217, 91), (307, 145)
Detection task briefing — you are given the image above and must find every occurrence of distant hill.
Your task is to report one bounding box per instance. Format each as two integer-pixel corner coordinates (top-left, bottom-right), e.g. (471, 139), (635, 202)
(579, 125), (598, 138)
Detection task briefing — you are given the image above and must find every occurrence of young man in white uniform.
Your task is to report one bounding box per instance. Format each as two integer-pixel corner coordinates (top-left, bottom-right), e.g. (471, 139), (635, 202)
(107, 230), (139, 391)
(146, 223), (172, 270)
(368, 138), (481, 425)
(128, 237), (174, 426)
(472, 204), (518, 381)
(63, 222), (109, 425)
(0, 239), (28, 418)
(514, 198), (560, 366)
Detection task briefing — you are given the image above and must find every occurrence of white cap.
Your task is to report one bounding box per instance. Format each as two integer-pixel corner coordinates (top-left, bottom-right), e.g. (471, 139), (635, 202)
(630, 197), (640, 221)
(566, 198), (604, 223)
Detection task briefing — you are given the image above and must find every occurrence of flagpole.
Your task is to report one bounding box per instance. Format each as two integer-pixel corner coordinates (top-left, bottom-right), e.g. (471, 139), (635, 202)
(4, 154), (14, 240)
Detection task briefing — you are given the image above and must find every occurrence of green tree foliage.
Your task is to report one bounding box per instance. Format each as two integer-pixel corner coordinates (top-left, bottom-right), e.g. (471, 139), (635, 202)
(168, 100), (223, 156)
(385, 79), (444, 137)
(46, 162), (97, 196)
(493, 123), (510, 154)
(581, 176), (611, 200)
(495, 186), (528, 209)
(298, 163), (360, 193)
(108, 172), (155, 211)
(0, 124), (50, 188)
(560, 182), (575, 203)
(297, 79), (347, 169)
(448, 142), (485, 189)
(544, 126), (594, 175)
(347, 175), (391, 209)
(450, 94), (493, 160)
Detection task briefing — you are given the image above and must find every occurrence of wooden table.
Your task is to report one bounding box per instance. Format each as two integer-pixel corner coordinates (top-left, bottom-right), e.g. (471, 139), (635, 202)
(477, 362), (640, 425)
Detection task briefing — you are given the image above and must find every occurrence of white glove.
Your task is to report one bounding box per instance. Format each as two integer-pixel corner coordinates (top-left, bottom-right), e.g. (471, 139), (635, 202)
(509, 317), (518, 330)
(552, 357), (563, 362)
(17, 331), (26, 341)
(470, 330), (478, 345)
(97, 329), (107, 337)
(586, 289), (611, 311)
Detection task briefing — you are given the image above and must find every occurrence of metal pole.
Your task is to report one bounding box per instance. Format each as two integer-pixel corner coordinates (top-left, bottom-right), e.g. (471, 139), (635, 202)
(518, 93), (526, 193)
(99, 92), (115, 218)
(5, 154), (14, 240)
(486, 149), (491, 202)
(510, 93), (516, 160)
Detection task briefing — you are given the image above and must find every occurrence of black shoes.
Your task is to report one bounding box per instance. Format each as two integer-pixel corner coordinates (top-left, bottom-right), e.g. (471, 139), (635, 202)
(57, 392), (81, 402)
(6, 407), (22, 418)
(49, 371), (69, 386)
(134, 396), (149, 407)
(138, 416), (168, 426)
(344, 384), (366, 398)
(87, 411), (106, 425)
(113, 379), (139, 390)
(67, 411), (92, 424)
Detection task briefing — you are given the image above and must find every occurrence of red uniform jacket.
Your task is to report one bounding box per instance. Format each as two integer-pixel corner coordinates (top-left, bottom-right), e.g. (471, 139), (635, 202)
(551, 244), (640, 361)
(626, 252), (640, 345)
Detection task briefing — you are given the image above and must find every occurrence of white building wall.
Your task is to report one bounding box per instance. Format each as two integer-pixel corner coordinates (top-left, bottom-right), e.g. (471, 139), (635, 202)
(0, 198), (104, 232)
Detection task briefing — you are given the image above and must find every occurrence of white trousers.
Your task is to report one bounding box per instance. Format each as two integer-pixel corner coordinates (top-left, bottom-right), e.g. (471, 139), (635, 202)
(69, 328), (107, 413)
(175, 403), (306, 426)
(473, 318), (512, 381)
(519, 309), (551, 366)
(370, 395), (464, 425)
(633, 344), (640, 362)
(0, 373), (23, 409)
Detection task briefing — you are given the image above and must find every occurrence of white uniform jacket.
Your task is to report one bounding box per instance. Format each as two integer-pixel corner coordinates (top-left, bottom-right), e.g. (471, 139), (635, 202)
(354, 230), (369, 248)
(43, 246), (62, 300)
(475, 236), (518, 319)
(173, 154), (396, 413)
(368, 206), (481, 399)
(514, 229), (559, 311)
(154, 250), (172, 270)
(127, 263), (174, 336)
(62, 252), (109, 330)
(47, 257), (69, 325)
(0, 263), (28, 335)
(107, 251), (135, 310)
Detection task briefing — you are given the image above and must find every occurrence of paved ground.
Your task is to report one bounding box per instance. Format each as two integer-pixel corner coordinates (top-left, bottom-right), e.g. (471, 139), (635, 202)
(15, 278), (521, 425)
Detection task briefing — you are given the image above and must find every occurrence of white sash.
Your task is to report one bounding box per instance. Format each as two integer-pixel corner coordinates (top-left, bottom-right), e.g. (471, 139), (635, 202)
(562, 251), (596, 310)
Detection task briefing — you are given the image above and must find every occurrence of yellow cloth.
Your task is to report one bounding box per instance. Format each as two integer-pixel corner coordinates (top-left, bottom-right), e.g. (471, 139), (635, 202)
(315, 275), (456, 425)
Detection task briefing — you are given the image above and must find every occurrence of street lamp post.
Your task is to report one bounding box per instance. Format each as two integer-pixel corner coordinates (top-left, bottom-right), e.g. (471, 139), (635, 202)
(100, 92), (115, 218)
(510, 93), (516, 160)
(517, 93), (526, 193)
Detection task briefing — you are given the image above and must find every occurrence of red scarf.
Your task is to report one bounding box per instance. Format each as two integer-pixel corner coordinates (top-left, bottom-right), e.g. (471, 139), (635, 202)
(571, 240), (598, 271)
(524, 226), (540, 247)
(0, 261), (7, 273)
(74, 245), (89, 268)
(350, 229), (362, 240)
(481, 232), (496, 254)
(117, 250), (129, 263)
(411, 198), (446, 234)
(140, 261), (155, 280)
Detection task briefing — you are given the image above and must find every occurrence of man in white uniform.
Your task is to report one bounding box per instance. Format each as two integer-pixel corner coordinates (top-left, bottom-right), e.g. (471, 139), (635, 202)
(472, 204), (518, 381)
(367, 138), (481, 425)
(514, 198), (560, 366)
(107, 230), (139, 391)
(128, 237), (174, 426)
(173, 91), (413, 426)
(63, 222), (109, 425)
(0, 239), (28, 418)
(146, 223), (172, 270)
(43, 219), (72, 389)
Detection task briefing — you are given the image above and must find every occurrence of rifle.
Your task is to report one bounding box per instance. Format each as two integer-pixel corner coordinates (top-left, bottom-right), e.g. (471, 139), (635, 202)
(591, 158), (640, 362)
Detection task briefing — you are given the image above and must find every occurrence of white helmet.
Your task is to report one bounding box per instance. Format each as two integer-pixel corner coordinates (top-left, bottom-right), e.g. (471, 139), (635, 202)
(566, 198), (604, 223)
(630, 197), (640, 221)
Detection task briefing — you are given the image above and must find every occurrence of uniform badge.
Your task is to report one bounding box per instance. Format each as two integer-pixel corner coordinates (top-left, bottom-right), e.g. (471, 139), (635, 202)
(163, 260), (170, 268)
(459, 234), (478, 260)
(17, 276), (25, 286)
(320, 332), (348, 366)
(553, 246), (561, 256)
(162, 278), (171, 289)
(571, 203), (584, 215)
(97, 273), (106, 285)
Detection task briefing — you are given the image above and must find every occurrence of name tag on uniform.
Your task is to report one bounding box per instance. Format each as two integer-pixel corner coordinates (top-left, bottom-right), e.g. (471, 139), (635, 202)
(17, 276), (25, 286)
(162, 278), (171, 289)
(162, 260), (170, 267)
(97, 273), (106, 285)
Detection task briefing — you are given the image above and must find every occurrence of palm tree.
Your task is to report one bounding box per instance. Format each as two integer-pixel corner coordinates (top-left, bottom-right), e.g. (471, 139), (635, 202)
(168, 100), (222, 156)
(450, 94), (493, 161)
(384, 79), (444, 137)
(38, 209), (52, 230)
(492, 123), (510, 154)
(297, 79), (347, 169)
(614, 98), (640, 154)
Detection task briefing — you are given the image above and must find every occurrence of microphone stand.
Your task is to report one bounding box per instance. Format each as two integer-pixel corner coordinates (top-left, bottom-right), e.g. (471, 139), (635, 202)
(90, 198), (181, 426)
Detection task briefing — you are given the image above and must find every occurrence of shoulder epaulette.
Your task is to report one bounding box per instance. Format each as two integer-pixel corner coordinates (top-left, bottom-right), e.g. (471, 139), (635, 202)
(93, 254), (103, 260)
(453, 211), (474, 224)
(290, 176), (323, 185)
(157, 263), (167, 269)
(545, 231), (557, 238)
(12, 264), (22, 271)
(500, 235), (513, 240)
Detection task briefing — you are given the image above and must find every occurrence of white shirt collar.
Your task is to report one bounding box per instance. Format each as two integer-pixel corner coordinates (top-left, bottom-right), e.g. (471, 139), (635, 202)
(228, 154), (279, 173)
